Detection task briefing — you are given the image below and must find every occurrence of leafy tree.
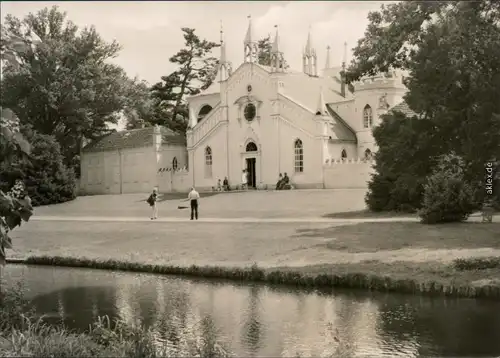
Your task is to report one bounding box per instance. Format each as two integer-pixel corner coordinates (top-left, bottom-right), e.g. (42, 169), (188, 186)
(148, 28), (219, 134)
(122, 78), (155, 130)
(0, 26), (34, 271)
(257, 35), (290, 69)
(0, 126), (76, 207)
(1, 6), (144, 174)
(349, 1), (500, 211)
(419, 153), (475, 224)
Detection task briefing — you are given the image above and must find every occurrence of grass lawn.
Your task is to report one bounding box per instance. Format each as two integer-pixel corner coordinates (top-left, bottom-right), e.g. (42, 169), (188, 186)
(7, 219), (500, 298)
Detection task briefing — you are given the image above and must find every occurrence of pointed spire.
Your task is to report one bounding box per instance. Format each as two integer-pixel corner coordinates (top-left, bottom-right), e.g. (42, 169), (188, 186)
(305, 25), (313, 56)
(342, 41), (347, 68)
(220, 20), (226, 64)
(325, 45), (331, 69)
(316, 86), (328, 116)
(244, 15), (258, 63)
(244, 15), (255, 45)
(272, 24), (279, 53)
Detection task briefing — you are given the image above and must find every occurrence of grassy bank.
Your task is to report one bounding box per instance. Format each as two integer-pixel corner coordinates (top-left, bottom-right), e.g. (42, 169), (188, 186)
(13, 255), (500, 300)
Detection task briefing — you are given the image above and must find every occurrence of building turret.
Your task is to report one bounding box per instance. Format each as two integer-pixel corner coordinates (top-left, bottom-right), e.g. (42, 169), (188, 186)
(244, 15), (258, 63)
(302, 27), (317, 76)
(218, 21), (232, 81)
(270, 25), (285, 72)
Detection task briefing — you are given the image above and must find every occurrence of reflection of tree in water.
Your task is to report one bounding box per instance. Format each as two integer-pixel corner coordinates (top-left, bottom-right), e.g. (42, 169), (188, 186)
(31, 286), (116, 331)
(377, 296), (500, 356)
(240, 285), (265, 357)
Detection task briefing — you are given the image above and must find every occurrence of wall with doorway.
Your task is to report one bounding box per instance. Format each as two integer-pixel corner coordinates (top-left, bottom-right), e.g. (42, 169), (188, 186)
(323, 158), (375, 189)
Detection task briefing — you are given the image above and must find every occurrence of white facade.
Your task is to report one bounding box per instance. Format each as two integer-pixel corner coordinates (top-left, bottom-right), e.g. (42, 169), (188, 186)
(80, 19), (410, 194)
(185, 19), (408, 190)
(80, 126), (188, 194)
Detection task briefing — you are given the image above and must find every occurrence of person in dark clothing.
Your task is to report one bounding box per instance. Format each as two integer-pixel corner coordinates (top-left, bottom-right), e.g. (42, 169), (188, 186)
(282, 173), (290, 189)
(276, 173), (283, 190)
(223, 177), (230, 191)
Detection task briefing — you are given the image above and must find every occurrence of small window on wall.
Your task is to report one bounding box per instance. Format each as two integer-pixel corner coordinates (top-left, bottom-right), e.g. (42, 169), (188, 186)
(363, 105), (373, 128)
(341, 149), (347, 160)
(205, 146), (212, 178)
(172, 157), (178, 170)
(294, 139), (304, 173)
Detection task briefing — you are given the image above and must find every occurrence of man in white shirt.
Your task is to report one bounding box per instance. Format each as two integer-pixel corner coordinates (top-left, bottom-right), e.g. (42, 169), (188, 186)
(188, 187), (200, 220)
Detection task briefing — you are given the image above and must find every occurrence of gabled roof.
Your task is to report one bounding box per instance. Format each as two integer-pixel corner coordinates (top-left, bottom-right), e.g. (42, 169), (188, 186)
(390, 101), (418, 117)
(325, 105), (357, 142)
(82, 126), (185, 153)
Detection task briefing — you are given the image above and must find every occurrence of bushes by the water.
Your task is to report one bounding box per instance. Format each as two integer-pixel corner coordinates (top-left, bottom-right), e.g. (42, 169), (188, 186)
(20, 255), (500, 300)
(419, 153), (476, 224)
(0, 127), (76, 207)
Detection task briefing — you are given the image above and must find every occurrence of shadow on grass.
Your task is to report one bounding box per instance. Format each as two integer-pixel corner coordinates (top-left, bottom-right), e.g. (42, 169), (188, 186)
(294, 221), (500, 253)
(322, 210), (417, 219)
(322, 209), (500, 219)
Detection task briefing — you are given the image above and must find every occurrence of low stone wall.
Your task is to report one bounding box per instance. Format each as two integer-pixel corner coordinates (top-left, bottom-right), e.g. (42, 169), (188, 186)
(323, 158), (375, 189)
(157, 167), (193, 193)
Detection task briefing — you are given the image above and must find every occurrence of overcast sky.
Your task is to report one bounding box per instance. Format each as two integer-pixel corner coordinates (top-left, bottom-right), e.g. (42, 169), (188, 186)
(1, 1), (393, 85)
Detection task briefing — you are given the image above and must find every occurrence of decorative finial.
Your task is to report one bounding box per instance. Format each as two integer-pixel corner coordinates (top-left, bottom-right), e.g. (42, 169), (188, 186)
(327, 45), (331, 50)
(248, 15), (251, 19)
(220, 20), (223, 44)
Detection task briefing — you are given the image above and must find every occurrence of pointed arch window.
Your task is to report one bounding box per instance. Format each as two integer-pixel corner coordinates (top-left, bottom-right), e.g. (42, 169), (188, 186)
(341, 149), (347, 160)
(172, 157), (178, 170)
(363, 105), (373, 128)
(246, 141), (258, 152)
(294, 139), (304, 173)
(364, 149), (372, 160)
(205, 147), (212, 178)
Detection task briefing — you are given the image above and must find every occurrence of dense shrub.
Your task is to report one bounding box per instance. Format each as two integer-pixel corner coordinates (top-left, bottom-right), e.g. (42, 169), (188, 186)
(419, 153), (476, 224)
(365, 111), (440, 212)
(0, 127), (76, 206)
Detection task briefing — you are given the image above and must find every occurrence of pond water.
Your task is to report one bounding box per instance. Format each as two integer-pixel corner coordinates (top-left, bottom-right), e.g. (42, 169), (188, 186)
(3, 265), (500, 357)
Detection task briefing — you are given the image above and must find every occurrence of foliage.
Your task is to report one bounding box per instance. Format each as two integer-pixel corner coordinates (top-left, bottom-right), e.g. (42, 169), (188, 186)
(257, 35), (290, 69)
(365, 110), (440, 212)
(419, 153), (476, 224)
(350, 1), (500, 211)
(147, 28), (220, 134)
(1, 6), (148, 174)
(0, 186), (33, 266)
(0, 126), (76, 207)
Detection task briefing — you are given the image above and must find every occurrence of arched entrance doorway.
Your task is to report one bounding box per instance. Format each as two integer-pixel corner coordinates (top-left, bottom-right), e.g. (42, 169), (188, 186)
(244, 141), (258, 188)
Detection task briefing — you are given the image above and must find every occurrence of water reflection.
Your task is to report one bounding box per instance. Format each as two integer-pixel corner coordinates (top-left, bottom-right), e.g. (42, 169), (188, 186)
(3, 265), (500, 357)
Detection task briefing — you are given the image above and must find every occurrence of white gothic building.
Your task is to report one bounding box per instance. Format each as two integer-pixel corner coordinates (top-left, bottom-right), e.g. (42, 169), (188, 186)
(185, 18), (408, 190)
(80, 17), (411, 194)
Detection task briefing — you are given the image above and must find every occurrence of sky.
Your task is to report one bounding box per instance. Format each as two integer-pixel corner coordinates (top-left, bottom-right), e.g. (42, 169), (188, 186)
(1, 1), (394, 85)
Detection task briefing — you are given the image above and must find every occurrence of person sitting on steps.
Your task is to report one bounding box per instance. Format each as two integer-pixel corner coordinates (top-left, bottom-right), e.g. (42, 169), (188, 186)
(276, 173), (283, 190)
(217, 179), (222, 192)
(223, 177), (230, 191)
(282, 173), (291, 190)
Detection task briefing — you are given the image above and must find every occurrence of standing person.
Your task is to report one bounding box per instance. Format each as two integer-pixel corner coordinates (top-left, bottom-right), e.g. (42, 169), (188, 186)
(241, 169), (247, 190)
(147, 188), (158, 220)
(188, 187), (200, 220)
